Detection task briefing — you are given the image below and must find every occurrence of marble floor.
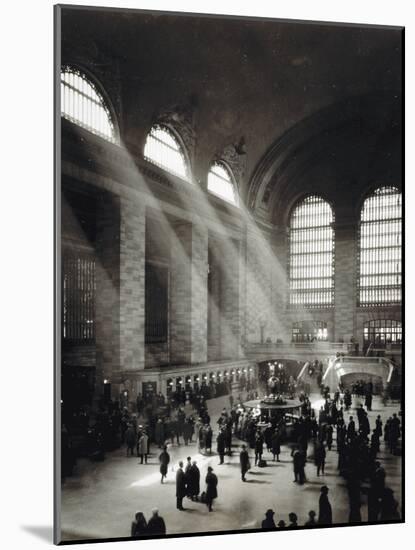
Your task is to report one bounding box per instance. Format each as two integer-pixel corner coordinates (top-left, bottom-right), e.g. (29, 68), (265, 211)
(60, 394), (402, 541)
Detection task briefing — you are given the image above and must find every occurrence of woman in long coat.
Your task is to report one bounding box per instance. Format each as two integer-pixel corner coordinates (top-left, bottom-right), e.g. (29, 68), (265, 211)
(205, 466), (218, 511)
(159, 445), (170, 483)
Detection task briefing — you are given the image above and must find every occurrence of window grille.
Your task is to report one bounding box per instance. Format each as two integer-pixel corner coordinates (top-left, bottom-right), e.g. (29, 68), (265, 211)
(292, 321), (328, 342)
(358, 186), (401, 306)
(289, 195), (335, 308)
(61, 66), (117, 143)
(363, 319), (402, 348)
(145, 263), (169, 344)
(144, 125), (189, 180)
(207, 162), (238, 205)
(63, 254), (96, 342)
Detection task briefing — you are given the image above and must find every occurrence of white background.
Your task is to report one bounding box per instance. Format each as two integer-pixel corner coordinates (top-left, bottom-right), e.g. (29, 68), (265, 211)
(1, 0), (412, 548)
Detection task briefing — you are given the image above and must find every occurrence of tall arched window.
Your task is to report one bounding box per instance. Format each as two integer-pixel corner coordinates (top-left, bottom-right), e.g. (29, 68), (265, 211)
(359, 186), (402, 306)
(289, 195), (335, 308)
(60, 66), (117, 143)
(144, 125), (190, 181)
(207, 162), (238, 205)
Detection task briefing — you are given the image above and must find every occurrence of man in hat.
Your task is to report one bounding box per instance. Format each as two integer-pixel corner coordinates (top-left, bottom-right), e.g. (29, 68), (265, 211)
(261, 509), (276, 529)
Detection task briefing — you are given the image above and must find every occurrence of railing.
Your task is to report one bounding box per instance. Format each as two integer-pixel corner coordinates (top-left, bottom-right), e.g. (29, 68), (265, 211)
(246, 342), (349, 352)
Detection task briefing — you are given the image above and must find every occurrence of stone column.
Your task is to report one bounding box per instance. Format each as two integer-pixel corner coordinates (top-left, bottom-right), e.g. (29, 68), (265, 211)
(119, 196), (146, 372)
(170, 221), (208, 365)
(95, 192), (146, 394)
(334, 220), (357, 342)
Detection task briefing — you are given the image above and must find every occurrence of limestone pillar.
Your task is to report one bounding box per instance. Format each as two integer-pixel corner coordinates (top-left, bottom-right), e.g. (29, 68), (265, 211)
(95, 192), (146, 393)
(334, 220), (356, 343)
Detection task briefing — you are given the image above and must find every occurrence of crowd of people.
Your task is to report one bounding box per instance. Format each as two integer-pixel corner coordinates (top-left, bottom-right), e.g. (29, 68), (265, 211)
(62, 358), (402, 538)
(260, 485), (332, 529)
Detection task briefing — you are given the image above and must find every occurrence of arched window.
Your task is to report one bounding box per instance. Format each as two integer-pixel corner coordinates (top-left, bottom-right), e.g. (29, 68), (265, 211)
(207, 162), (238, 205)
(359, 186), (402, 306)
(289, 195), (335, 308)
(144, 125), (190, 180)
(60, 66), (117, 143)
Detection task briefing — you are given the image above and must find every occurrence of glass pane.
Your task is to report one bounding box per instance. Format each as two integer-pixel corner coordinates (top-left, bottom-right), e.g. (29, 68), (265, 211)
(61, 67), (116, 143)
(289, 195), (334, 308)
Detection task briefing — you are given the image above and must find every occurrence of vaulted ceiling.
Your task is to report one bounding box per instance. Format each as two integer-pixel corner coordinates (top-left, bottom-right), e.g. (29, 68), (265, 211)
(61, 6), (402, 220)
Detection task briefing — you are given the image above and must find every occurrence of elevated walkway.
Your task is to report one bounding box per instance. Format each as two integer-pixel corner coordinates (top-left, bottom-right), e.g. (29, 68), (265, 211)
(322, 355), (395, 393)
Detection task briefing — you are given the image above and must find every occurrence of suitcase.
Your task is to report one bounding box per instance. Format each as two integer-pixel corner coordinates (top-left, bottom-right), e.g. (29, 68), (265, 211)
(258, 459), (267, 467)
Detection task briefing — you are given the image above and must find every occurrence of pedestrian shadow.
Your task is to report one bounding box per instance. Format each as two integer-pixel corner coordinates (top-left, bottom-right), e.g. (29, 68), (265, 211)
(246, 479), (271, 484)
(249, 471), (271, 475)
(300, 484), (321, 491)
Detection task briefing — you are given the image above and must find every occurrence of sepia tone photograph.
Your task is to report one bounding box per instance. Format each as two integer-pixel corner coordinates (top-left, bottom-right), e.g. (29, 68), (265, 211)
(54, 4), (403, 544)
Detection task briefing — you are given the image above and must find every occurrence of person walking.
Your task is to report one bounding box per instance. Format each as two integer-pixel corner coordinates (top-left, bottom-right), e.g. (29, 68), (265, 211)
(176, 461), (187, 511)
(131, 511), (148, 537)
(138, 431), (149, 464)
(240, 444), (251, 482)
(205, 466), (218, 512)
(318, 485), (332, 525)
(159, 445), (170, 484)
(217, 429), (226, 465)
(315, 441), (326, 476)
(147, 508), (166, 535)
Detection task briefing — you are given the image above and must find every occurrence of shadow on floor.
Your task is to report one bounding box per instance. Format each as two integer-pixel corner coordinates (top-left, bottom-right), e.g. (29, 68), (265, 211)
(246, 479), (271, 484)
(21, 525), (53, 543)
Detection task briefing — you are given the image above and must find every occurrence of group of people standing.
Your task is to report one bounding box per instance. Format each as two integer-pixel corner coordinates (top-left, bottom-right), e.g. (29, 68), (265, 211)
(175, 460), (218, 512)
(260, 485), (332, 529)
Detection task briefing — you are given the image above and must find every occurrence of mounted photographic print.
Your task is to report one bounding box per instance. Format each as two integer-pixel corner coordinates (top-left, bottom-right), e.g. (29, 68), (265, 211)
(54, 3), (404, 544)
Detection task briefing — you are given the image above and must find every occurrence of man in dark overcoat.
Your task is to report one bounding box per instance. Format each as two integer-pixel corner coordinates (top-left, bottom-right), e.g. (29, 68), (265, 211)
(216, 429), (226, 464)
(205, 466), (218, 511)
(176, 461), (186, 510)
(240, 444), (250, 481)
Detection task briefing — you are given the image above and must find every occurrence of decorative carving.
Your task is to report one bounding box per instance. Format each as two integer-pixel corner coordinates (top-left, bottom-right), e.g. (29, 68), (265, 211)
(215, 137), (247, 187)
(153, 97), (197, 164)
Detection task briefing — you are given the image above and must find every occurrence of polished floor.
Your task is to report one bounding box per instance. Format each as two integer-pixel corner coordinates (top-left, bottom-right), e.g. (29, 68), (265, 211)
(60, 393), (402, 541)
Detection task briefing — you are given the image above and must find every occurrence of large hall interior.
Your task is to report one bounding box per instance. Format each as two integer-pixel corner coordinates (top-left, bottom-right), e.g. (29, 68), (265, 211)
(57, 6), (403, 543)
